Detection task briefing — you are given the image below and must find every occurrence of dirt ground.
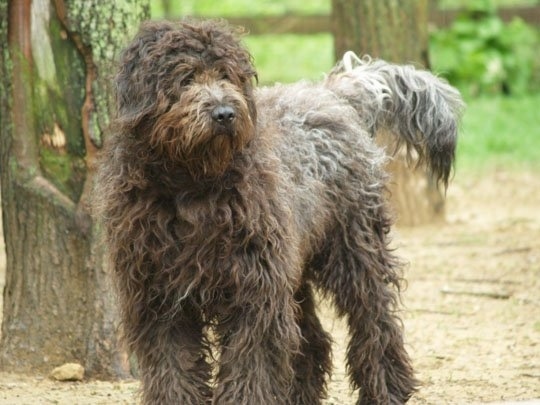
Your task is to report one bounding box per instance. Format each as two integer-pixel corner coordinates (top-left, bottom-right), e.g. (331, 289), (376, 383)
(0, 168), (539, 405)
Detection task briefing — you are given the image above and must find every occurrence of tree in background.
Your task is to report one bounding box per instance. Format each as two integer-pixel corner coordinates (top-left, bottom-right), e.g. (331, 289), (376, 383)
(0, 0), (148, 378)
(332, 0), (447, 226)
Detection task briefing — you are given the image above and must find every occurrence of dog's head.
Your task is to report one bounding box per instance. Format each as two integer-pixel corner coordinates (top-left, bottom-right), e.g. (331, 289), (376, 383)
(114, 19), (257, 179)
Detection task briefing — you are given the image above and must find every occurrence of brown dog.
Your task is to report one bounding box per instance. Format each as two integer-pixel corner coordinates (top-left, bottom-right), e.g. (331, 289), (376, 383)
(95, 19), (463, 405)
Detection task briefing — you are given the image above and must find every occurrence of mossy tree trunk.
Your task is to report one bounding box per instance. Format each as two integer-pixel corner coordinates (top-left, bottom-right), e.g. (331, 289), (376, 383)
(0, 0), (149, 378)
(332, 0), (446, 226)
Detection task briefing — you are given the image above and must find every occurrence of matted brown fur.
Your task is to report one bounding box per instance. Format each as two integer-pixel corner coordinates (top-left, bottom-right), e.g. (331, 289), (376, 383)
(94, 19), (463, 405)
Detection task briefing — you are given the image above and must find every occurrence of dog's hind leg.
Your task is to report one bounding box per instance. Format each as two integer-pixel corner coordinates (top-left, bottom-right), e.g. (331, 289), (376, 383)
(310, 203), (418, 404)
(287, 282), (333, 405)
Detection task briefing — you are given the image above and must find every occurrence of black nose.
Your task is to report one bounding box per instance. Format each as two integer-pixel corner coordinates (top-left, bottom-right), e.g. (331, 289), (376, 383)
(211, 105), (236, 124)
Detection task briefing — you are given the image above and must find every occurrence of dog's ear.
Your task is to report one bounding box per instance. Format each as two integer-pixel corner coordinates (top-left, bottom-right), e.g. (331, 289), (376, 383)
(114, 21), (175, 133)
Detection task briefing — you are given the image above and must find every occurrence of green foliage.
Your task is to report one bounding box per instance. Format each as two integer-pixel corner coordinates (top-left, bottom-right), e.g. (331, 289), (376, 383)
(40, 149), (87, 201)
(438, 0), (539, 7)
(430, 0), (540, 96)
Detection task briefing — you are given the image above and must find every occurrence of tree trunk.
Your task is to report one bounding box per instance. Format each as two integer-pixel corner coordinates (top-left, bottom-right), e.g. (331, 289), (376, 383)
(331, 0), (446, 226)
(0, 0), (149, 378)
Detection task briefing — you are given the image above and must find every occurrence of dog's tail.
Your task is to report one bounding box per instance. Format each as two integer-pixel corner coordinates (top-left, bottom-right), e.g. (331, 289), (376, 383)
(325, 52), (464, 187)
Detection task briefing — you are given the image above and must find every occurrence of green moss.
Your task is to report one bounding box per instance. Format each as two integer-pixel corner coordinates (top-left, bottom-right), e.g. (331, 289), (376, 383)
(30, 0), (149, 201)
(40, 149), (86, 201)
(0, 0), (13, 177)
(48, 16), (86, 156)
(31, 11), (86, 201)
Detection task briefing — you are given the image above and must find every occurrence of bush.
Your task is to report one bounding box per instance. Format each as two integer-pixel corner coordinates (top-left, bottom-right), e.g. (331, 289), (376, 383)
(430, 0), (540, 96)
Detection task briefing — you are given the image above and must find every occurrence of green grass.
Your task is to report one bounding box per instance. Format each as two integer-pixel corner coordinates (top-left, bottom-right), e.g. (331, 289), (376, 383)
(245, 34), (334, 84)
(457, 94), (540, 171)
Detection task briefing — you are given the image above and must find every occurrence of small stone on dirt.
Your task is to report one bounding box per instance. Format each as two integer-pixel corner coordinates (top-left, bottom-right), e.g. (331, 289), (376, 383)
(49, 363), (85, 381)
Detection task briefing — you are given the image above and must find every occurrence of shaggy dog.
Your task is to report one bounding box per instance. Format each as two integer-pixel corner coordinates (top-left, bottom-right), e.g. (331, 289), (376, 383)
(95, 19), (463, 405)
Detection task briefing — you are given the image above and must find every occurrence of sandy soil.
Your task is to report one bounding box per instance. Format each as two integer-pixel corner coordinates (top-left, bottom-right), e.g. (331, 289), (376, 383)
(0, 168), (539, 404)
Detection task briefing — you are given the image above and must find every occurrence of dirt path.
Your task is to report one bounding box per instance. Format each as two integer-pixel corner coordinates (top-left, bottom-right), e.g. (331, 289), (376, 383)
(1, 168), (539, 404)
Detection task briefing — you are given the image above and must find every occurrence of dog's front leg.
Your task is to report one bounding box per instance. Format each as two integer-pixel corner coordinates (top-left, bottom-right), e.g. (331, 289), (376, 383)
(213, 303), (299, 405)
(212, 254), (301, 405)
(127, 300), (212, 405)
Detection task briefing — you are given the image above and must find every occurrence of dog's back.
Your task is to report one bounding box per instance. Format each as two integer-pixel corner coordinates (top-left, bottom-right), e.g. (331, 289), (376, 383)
(254, 82), (387, 253)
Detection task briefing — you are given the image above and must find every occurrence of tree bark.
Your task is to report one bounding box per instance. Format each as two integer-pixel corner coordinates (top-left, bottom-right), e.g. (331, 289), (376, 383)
(0, 0), (149, 378)
(331, 0), (446, 226)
